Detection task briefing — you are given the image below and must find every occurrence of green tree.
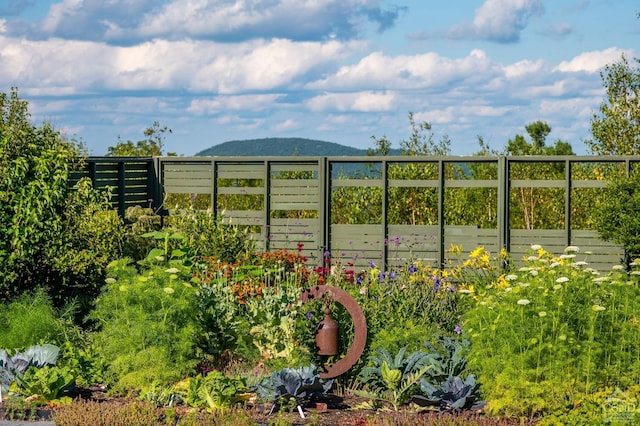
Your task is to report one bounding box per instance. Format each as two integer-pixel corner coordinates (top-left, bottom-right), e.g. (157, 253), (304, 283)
(0, 88), (122, 305)
(107, 121), (173, 156)
(593, 170), (640, 267)
(587, 55), (640, 155)
(505, 121), (573, 156)
(503, 121), (574, 229)
(360, 113), (452, 226)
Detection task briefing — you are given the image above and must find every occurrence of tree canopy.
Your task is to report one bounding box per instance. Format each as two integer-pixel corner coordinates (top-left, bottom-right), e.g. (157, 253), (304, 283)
(107, 121), (174, 156)
(587, 55), (640, 155)
(505, 121), (574, 155)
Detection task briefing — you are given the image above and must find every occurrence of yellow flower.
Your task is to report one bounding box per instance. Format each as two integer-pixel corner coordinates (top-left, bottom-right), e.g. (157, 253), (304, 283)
(448, 244), (463, 255)
(470, 246), (485, 259)
(498, 248), (509, 260)
(496, 276), (509, 289)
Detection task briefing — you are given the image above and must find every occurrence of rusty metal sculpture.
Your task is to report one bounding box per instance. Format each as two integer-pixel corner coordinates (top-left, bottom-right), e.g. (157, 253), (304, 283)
(299, 285), (367, 379)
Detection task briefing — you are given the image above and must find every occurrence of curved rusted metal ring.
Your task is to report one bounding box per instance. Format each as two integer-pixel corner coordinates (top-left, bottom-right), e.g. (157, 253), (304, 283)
(300, 284), (367, 379)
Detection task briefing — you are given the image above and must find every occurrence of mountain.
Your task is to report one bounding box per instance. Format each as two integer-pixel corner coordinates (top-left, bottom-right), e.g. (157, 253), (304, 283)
(195, 137), (400, 156)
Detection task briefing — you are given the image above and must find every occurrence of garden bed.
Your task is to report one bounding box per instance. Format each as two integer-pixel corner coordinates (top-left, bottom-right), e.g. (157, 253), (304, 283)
(43, 390), (536, 426)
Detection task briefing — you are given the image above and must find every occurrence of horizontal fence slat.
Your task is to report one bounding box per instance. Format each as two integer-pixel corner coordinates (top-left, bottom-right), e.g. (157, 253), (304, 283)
(389, 180), (438, 188)
(511, 180), (565, 188)
(331, 179), (383, 187)
(217, 187), (264, 195)
(217, 172), (264, 180)
(271, 179), (319, 187)
(445, 179), (498, 188)
(164, 170), (212, 180)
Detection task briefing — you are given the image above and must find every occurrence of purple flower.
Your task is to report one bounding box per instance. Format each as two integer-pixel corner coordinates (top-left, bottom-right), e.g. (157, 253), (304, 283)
(369, 261), (376, 268)
(306, 312), (314, 319)
(389, 271), (396, 280)
(379, 271), (386, 282)
(409, 265), (418, 274)
(433, 277), (441, 292)
(454, 325), (462, 335)
(324, 250), (331, 258)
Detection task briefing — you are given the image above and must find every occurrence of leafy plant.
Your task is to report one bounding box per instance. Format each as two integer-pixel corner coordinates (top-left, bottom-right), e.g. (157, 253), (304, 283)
(141, 229), (187, 265)
(12, 365), (75, 403)
(0, 288), (79, 350)
(254, 365), (333, 413)
(122, 206), (163, 262)
(359, 347), (431, 390)
(420, 335), (470, 385)
(89, 259), (201, 392)
(199, 370), (250, 410)
(173, 371), (250, 410)
(0, 344), (60, 394)
(170, 209), (255, 263)
(412, 375), (485, 411)
(357, 347), (433, 410)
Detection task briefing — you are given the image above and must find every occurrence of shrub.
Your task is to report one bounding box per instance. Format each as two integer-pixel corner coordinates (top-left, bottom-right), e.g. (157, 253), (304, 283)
(122, 205), (163, 262)
(89, 259), (201, 392)
(195, 249), (311, 368)
(0, 288), (79, 350)
(0, 88), (123, 306)
(50, 177), (124, 311)
(170, 208), (255, 263)
(593, 170), (640, 267)
(462, 245), (640, 417)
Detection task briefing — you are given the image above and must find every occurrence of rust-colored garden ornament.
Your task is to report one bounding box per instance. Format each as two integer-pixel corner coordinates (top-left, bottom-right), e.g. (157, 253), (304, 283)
(300, 285), (367, 379)
(315, 303), (339, 356)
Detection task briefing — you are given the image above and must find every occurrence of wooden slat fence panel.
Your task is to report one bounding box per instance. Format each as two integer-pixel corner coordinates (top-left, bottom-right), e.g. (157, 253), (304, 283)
(330, 224), (385, 269)
(162, 161), (213, 194)
(386, 225), (439, 268)
(71, 155), (640, 271)
(268, 218), (321, 262)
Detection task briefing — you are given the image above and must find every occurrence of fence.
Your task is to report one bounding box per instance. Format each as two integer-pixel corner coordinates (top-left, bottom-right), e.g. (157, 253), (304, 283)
(70, 157), (160, 218)
(76, 155), (640, 271)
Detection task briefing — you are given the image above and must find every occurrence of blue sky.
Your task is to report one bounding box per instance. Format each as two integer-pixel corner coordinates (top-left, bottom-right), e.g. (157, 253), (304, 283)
(0, 0), (638, 155)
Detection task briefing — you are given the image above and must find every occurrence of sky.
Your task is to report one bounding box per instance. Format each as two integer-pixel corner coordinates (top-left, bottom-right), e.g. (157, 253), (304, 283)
(0, 0), (638, 156)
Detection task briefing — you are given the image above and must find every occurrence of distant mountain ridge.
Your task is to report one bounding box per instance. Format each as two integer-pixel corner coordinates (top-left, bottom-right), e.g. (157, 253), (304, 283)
(195, 137), (400, 156)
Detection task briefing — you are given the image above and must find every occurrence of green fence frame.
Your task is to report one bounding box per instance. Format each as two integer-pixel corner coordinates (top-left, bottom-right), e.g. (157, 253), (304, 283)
(72, 156), (640, 271)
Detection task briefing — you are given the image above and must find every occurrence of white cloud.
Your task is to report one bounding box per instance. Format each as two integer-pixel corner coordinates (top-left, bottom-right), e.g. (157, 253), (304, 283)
(473, 0), (544, 42)
(0, 35), (360, 94)
(308, 49), (496, 91)
(504, 59), (545, 78)
(187, 94), (285, 114)
(190, 38), (360, 93)
(437, 0), (544, 43)
(306, 91), (396, 112)
(555, 47), (634, 73)
(0, 36), (111, 92)
(539, 97), (598, 121)
(28, 0), (402, 43)
(272, 119), (299, 131)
